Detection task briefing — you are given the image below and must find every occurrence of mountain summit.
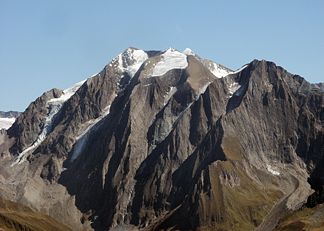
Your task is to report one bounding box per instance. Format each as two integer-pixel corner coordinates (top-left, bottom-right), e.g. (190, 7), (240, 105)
(0, 48), (323, 231)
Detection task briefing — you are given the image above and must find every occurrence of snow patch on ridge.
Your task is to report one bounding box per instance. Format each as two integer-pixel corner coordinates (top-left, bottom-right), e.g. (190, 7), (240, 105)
(267, 164), (280, 176)
(198, 81), (212, 97)
(183, 48), (195, 56)
(183, 48), (233, 78)
(118, 48), (148, 77)
(12, 103), (61, 166)
(163, 86), (177, 105)
(228, 82), (241, 96)
(12, 80), (86, 166)
(209, 63), (233, 78)
(225, 64), (250, 97)
(232, 65), (248, 74)
(70, 94), (117, 162)
(49, 80), (86, 104)
(152, 48), (188, 76)
(0, 118), (16, 130)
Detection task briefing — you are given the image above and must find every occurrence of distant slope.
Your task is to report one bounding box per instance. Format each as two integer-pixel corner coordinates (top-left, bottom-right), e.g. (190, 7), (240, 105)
(274, 204), (324, 231)
(0, 118), (15, 130)
(0, 111), (20, 130)
(0, 198), (72, 231)
(0, 111), (20, 118)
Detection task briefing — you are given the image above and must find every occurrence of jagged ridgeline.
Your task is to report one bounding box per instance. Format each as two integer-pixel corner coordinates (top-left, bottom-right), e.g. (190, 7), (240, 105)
(0, 48), (323, 231)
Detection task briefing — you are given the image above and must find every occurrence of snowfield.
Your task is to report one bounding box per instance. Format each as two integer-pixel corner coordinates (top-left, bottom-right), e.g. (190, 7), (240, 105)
(0, 117), (16, 130)
(152, 48), (188, 76)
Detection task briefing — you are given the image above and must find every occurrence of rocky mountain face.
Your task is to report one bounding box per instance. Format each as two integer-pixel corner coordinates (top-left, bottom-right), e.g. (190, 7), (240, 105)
(0, 48), (323, 231)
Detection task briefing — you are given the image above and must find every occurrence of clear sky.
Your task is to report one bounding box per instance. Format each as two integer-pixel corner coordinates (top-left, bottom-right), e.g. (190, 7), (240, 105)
(1, 0), (323, 111)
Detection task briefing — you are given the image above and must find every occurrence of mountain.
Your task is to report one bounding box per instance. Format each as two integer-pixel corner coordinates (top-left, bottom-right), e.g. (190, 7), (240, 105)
(0, 47), (323, 231)
(0, 111), (20, 130)
(0, 111), (20, 118)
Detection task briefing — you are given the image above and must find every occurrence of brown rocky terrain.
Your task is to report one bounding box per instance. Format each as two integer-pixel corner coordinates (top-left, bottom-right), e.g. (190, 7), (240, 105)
(0, 48), (323, 231)
(0, 197), (72, 231)
(274, 204), (324, 231)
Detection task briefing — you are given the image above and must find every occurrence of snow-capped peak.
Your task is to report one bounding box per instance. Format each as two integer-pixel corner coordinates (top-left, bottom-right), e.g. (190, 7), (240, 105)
(111, 47), (240, 81)
(209, 62), (233, 78)
(151, 48), (188, 76)
(117, 48), (148, 77)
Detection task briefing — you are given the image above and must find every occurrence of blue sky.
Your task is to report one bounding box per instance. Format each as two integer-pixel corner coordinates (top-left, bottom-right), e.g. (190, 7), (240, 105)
(1, 0), (323, 111)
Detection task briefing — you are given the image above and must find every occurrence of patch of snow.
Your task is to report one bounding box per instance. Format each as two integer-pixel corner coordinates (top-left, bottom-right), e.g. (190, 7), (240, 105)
(12, 103), (61, 166)
(12, 80), (85, 166)
(227, 81), (247, 97)
(91, 72), (99, 78)
(234, 85), (246, 97)
(152, 48), (188, 76)
(210, 63), (233, 78)
(163, 86), (177, 105)
(226, 65), (250, 98)
(197, 81), (212, 97)
(0, 117), (16, 130)
(267, 164), (280, 176)
(232, 65), (248, 74)
(228, 82), (241, 96)
(70, 133), (88, 162)
(49, 79), (86, 104)
(70, 96), (116, 162)
(118, 48), (148, 77)
(183, 48), (195, 56)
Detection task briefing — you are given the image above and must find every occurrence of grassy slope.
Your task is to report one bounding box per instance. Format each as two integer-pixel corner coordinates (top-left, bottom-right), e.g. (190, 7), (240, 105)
(197, 160), (283, 231)
(0, 198), (72, 231)
(197, 135), (284, 231)
(274, 204), (324, 231)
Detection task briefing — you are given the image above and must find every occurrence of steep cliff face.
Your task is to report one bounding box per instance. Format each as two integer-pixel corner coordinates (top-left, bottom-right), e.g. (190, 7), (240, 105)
(7, 89), (63, 153)
(0, 48), (323, 231)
